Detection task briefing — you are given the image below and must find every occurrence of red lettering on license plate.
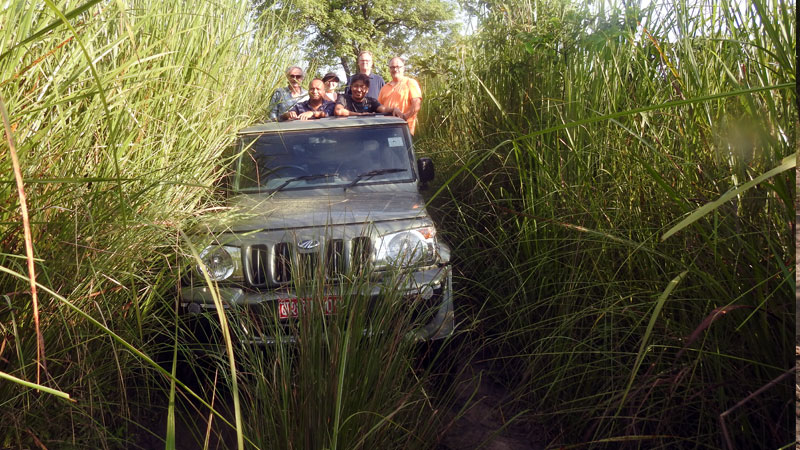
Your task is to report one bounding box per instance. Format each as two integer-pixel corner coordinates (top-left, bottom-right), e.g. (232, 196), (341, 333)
(278, 297), (339, 319)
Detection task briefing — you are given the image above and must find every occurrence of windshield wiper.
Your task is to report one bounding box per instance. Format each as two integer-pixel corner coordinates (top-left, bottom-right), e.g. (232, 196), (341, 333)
(344, 168), (406, 190)
(273, 173), (338, 192)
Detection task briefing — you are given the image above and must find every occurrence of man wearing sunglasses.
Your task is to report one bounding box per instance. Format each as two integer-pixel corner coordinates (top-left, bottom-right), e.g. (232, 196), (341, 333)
(268, 66), (310, 121)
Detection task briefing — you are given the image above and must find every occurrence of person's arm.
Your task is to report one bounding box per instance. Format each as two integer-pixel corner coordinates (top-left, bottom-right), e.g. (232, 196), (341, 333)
(281, 102), (302, 121)
(373, 98), (401, 117)
(298, 109), (327, 120)
(376, 105), (403, 117)
(322, 101), (336, 118)
(404, 80), (422, 120)
(268, 90), (282, 121)
(334, 96), (352, 116)
(403, 78), (422, 120)
(334, 103), (351, 116)
(403, 97), (421, 120)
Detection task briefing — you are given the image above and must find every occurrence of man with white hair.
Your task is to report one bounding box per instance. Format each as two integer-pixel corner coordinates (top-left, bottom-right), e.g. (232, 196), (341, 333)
(268, 66), (309, 121)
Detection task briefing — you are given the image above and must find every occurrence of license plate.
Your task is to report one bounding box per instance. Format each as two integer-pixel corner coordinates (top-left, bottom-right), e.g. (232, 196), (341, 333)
(278, 296), (339, 319)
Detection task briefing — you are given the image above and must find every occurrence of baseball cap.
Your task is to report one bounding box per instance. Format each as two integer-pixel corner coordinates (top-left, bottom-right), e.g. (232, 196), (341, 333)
(322, 72), (340, 83)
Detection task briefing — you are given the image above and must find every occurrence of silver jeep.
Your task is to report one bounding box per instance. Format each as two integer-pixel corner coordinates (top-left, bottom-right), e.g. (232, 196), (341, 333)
(180, 116), (453, 343)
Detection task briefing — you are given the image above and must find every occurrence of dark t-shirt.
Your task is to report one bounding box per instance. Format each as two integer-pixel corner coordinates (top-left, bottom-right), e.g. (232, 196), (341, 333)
(336, 94), (382, 114)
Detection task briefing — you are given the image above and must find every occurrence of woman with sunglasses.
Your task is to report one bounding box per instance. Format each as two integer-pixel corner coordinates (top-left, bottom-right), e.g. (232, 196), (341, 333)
(268, 66), (310, 121)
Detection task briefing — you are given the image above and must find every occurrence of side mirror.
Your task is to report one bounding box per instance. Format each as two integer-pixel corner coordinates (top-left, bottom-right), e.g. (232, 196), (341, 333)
(417, 157), (435, 186)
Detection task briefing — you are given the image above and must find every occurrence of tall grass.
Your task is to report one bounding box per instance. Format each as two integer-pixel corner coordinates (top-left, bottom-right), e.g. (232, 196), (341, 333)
(0, 4), (457, 448)
(182, 261), (446, 449)
(417, 0), (795, 447)
(1, 0), (794, 447)
(0, 0), (297, 446)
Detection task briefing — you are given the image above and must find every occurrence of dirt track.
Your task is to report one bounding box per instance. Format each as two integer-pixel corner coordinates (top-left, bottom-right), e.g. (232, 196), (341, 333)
(436, 360), (545, 450)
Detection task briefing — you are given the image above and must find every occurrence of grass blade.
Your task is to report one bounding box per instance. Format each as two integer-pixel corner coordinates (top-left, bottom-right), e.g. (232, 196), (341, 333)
(661, 152), (796, 241)
(615, 270), (688, 415)
(0, 370), (70, 400)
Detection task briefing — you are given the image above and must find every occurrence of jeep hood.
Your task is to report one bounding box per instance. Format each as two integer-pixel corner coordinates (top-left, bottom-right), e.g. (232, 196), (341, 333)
(224, 188), (429, 232)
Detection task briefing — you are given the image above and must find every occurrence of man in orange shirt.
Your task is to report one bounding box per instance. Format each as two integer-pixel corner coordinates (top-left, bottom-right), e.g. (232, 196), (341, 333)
(378, 57), (422, 135)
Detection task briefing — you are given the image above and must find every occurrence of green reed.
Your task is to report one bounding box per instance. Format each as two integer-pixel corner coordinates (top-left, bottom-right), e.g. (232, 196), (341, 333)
(0, 1), (461, 444)
(417, 0), (795, 447)
(0, 0), (296, 447)
(175, 227), (448, 449)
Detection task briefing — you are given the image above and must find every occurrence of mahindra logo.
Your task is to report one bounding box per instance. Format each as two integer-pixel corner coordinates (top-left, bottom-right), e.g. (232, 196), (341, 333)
(297, 239), (320, 250)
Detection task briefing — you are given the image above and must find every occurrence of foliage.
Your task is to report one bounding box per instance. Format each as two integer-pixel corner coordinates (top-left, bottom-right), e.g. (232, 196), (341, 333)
(1, 0), (795, 447)
(416, 0), (796, 447)
(182, 265), (446, 450)
(0, 0), (295, 446)
(259, 0), (457, 78)
(0, 2), (456, 447)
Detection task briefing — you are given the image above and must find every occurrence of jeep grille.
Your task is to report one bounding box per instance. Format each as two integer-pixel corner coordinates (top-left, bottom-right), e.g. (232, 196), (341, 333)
(351, 237), (371, 275)
(245, 237), (371, 288)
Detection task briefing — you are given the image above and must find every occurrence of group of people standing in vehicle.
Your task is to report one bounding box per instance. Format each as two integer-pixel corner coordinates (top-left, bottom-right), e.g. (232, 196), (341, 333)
(268, 51), (422, 135)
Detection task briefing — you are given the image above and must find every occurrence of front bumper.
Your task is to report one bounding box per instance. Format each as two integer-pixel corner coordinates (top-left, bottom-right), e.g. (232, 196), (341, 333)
(179, 264), (454, 343)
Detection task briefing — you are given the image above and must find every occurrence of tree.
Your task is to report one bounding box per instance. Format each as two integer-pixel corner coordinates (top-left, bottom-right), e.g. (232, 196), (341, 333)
(273, 0), (457, 79)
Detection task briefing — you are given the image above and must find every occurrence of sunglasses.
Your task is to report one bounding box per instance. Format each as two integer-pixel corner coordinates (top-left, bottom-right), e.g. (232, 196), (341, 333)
(288, 74), (304, 79)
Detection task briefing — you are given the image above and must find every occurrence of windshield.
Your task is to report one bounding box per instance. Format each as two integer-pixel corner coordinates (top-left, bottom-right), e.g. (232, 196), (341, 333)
(235, 125), (415, 192)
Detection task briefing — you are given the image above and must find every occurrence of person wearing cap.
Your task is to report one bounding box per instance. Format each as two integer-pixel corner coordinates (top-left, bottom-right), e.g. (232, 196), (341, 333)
(378, 57), (422, 134)
(344, 51), (385, 100)
(268, 66), (309, 121)
(322, 72), (340, 102)
(281, 79), (335, 121)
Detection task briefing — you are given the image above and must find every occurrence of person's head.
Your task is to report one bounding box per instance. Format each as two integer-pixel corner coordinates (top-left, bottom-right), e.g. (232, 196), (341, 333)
(349, 73), (370, 101)
(357, 51), (374, 75)
(286, 66), (304, 87)
(322, 72), (340, 92)
(308, 79), (325, 100)
(388, 57), (405, 82)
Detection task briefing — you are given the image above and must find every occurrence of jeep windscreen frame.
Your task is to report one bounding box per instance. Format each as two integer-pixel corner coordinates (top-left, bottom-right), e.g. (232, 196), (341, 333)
(234, 124), (416, 192)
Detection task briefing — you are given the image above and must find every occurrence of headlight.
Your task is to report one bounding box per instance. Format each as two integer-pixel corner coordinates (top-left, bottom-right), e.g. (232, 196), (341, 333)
(375, 227), (437, 267)
(197, 245), (242, 281)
